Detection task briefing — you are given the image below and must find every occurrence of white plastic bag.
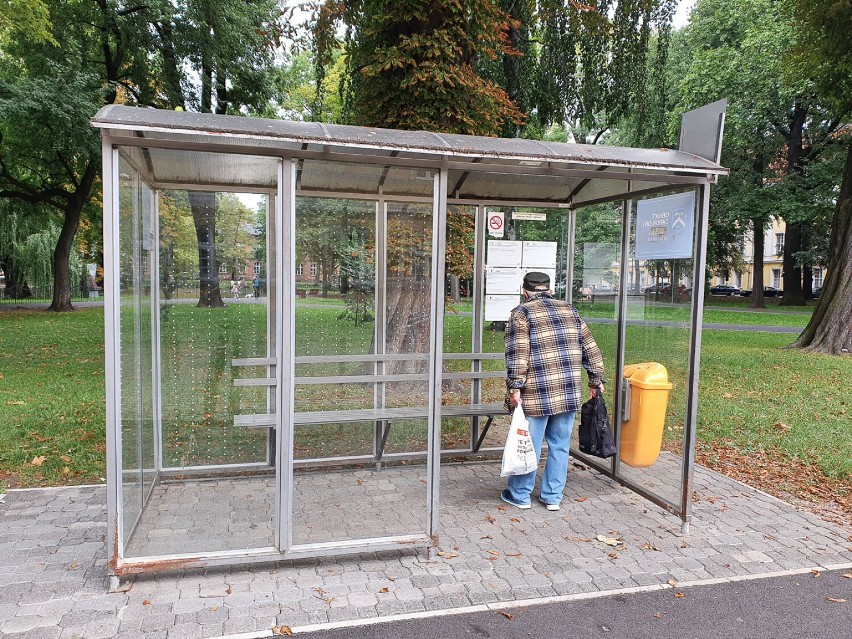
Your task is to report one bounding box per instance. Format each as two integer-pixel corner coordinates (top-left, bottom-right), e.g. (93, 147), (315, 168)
(500, 403), (537, 477)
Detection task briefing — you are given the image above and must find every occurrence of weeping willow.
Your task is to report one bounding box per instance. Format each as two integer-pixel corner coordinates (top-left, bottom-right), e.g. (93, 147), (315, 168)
(20, 225), (85, 294)
(0, 206), (85, 297)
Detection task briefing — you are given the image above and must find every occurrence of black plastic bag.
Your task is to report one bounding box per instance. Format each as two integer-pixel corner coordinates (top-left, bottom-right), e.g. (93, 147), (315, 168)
(579, 394), (617, 458)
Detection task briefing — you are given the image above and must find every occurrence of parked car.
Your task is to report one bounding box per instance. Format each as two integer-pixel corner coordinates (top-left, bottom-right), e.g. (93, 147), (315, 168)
(740, 286), (783, 298)
(709, 284), (741, 296)
(644, 283), (670, 294)
(812, 287), (821, 299)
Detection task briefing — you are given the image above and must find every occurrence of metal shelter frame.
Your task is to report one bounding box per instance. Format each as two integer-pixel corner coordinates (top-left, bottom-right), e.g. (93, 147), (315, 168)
(93, 101), (727, 576)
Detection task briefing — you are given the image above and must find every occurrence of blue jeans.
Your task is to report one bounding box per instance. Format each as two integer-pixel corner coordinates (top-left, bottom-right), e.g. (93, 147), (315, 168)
(506, 411), (575, 505)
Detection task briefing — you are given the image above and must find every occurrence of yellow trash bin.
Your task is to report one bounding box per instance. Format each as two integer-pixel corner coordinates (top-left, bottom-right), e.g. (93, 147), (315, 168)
(619, 362), (672, 468)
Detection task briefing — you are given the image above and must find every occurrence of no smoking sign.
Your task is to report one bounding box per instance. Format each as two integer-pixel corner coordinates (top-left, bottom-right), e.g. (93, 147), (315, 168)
(487, 210), (505, 238)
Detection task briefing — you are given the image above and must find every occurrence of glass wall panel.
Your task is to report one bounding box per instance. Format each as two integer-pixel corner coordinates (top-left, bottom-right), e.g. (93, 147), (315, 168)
(291, 172), (432, 545)
(476, 208), (578, 452)
(117, 157), (155, 543)
(441, 205), (479, 450)
(122, 165), (275, 558)
(617, 190), (698, 510)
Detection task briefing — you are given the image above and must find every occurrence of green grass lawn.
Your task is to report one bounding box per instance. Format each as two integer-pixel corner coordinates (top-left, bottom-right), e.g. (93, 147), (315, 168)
(1, 303), (848, 493)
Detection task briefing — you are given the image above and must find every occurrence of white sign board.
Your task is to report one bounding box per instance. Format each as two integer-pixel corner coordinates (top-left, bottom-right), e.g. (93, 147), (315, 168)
(485, 267), (523, 295)
(485, 295), (520, 322)
(522, 241), (558, 269)
(635, 192), (695, 260)
(512, 211), (547, 221)
(486, 210), (505, 238)
(487, 240), (523, 267)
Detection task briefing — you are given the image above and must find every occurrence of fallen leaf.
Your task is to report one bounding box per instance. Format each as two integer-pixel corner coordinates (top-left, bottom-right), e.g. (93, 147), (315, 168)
(498, 611), (514, 620)
(486, 550), (500, 556)
(142, 599), (151, 606)
(510, 517), (520, 523)
(652, 613), (661, 619)
(437, 551), (459, 559)
(323, 597), (336, 604)
(60, 455), (73, 463)
(773, 422), (791, 433)
(596, 534), (621, 547)
(826, 597), (846, 603)
(565, 536), (592, 542)
(722, 393), (734, 398)
(68, 563), (78, 570)
(667, 579), (678, 587)
(811, 569), (821, 578)
(379, 587), (390, 593)
(225, 587), (232, 594)
(481, 534), (493, 540)
(505, 552), (521, 558)
(842, 573), (852, 579)
(31, 456), (46, 467)
(273, 626), (294, 637)
(641, 543), (661, 552)
(484, 516), (496, 524)
(496, 506), (507, 511)
(357, 479), (363, 486)
(209, 605), (217, 611)
(574, 497), (588, 502)
(674, 592), (684, 598)
(608, 552), (618, 559)
(62, 467), (71, 475)
(388, 577), (396, 582)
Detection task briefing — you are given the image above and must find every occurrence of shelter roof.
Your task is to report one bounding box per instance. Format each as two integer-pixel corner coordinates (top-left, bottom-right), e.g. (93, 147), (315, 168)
(92, 105), (727, 206)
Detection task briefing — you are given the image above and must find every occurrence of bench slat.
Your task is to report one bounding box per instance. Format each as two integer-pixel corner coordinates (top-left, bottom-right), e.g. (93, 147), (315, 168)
(233, 402), (505, 429)
(234, 378), (277, 387)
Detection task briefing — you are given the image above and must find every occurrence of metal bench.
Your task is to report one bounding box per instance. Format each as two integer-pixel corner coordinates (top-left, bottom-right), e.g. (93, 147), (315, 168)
(232, 354), (506, 460)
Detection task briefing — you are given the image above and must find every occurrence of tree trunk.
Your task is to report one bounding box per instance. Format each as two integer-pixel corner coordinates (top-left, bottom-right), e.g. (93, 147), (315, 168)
(749, 216), (766, 309)
(793, 140), (852, 353)
(781, 222), (805, 305)
(781, 103), (807, 306)
(450, 274), (460, 302)
(188, 191), (225, 308)
(48, 162), (98, 312)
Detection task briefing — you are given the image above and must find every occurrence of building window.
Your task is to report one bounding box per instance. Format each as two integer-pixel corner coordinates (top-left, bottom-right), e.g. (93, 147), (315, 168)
(813, 268), (823, 288)
(219, 263), (228, 274)
(771, 268), (782, 289)
(774, 232), (784, 257)
(310, 263), (317, 277)
(253, 261), (261, 275)
(296, 264), (303, 276)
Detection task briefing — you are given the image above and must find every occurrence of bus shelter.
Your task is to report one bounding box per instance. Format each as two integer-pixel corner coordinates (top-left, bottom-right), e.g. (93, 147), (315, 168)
(92, 101), (727, 576)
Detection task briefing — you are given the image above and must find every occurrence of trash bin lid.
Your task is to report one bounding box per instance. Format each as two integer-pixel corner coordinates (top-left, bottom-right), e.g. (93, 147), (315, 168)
(623, 362), (673, 389)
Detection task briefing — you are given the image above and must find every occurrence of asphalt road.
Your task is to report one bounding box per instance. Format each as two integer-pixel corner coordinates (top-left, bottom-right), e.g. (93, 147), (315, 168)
(303, 569), (851, 639)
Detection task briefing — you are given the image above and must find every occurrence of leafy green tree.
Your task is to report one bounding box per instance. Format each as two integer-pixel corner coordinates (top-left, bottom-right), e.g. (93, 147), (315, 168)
(0, 0), (56, 44)
(0, 0), (153, 310)
(146, 0), (283, 307)
(0, 0), (282, 311)
(313, 0), (524, 135)
(788, 0), (852, 353)
(672, 0), (843, 308)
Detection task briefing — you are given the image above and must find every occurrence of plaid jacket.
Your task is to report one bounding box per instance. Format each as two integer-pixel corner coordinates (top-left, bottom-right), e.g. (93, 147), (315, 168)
(505, 293), (605, 416)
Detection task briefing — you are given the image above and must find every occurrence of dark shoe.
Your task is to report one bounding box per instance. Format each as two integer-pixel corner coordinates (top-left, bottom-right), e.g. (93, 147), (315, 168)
(538, 496), (560, 511)
(501, 489), (531, 510)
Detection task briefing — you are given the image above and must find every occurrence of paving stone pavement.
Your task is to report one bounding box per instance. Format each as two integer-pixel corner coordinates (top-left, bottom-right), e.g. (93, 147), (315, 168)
(1, 461), (850, 638)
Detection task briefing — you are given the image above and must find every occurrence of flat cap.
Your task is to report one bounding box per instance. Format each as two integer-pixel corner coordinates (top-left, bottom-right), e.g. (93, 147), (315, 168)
(522, 271), (550, 291)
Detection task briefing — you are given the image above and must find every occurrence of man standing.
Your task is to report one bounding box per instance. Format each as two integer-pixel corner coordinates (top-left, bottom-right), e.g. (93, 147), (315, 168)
(502, 271), (606, 511)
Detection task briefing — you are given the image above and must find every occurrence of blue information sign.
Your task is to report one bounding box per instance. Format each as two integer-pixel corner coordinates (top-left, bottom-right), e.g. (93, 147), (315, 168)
(634, 191), (695, 260)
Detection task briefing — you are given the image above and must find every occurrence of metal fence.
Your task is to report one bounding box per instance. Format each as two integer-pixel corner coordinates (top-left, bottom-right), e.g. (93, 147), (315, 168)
(0, 286), (95, 305)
